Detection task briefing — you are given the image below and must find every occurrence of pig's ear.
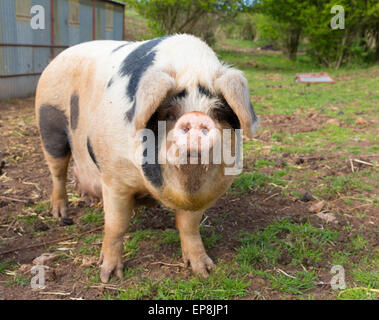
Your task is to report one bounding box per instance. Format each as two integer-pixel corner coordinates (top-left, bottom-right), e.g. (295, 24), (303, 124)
(214, 69), (257, 138)
(133, 70), (176, 131)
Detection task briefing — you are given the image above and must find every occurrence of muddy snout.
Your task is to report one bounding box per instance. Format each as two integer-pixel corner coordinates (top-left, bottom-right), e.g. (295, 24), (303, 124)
(172, 112), (218, 160)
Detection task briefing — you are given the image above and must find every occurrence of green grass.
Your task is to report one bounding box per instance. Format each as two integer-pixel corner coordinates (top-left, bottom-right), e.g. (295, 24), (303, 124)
(26, 201), (49, 213)
(107, 278), (156, 300)
(123, 229), (156, 258)
(230, 170), (287, 194)
(161, 229), (180, 245)
(156, 268), (249, 300)
(0, 260), (13, 274)
(337, 287), (378, 300)
(81, 207), (104, 225)
(237, 219), (339, 268)
(271, 270), (317, 295)
(202, 230), (221, 249)
(353, 269), (379, 288)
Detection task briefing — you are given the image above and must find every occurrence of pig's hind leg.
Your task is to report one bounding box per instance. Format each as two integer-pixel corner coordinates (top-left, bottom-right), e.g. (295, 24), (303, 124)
(99, 184), (135, 283)
(44, 152), (71, 218)
(38, 105), (72, 218)
(175, 210), (215, 278)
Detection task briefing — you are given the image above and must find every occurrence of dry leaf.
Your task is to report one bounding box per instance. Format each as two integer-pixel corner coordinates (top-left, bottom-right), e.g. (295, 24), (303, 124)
(326, 119), (340, 126)
(309, 201), (325, 213)
(316, 212), (337, 223)
(80, 256), (98, 267)
(33, 253), (58, 266)
(355, 117), (368, 125)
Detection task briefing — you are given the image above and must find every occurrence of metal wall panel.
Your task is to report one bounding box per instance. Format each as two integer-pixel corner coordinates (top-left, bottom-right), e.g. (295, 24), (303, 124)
(79, 0), (93, 43)
(113, 4), (123, 40)
(0, 0), (125, 99)
(95, 1), (105, 40)
(54, 0), (68, 46)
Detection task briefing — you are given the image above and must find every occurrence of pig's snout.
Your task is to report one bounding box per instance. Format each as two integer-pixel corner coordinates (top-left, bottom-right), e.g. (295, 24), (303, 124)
(172, 112), (218, 155)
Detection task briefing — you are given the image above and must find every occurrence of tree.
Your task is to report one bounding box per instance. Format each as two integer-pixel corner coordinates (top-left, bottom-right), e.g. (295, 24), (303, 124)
(126, 0), (243, 43)
(302, 0), (379, 68)
(255, 0), (308, 60)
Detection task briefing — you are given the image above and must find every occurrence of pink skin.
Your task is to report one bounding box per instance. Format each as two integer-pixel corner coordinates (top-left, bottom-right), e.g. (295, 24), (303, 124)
(172, 112), (218, 159)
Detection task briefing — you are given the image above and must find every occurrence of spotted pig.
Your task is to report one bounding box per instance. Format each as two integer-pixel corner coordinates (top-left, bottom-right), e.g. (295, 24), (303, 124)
(35, 34), (258, 282)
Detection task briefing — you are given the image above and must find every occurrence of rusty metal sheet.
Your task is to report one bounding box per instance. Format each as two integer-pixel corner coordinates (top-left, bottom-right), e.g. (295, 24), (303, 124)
(295, 72), (335, 84)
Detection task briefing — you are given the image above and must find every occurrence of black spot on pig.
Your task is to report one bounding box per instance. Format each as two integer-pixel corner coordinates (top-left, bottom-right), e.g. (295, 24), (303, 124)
(107, 78), (114, 88)
(249, 101), (258, 126)
(142, 163), (163, 188)
(70, 93), (79, 130)
(87, 138), (100, 171)
(142, 111), (163, 188)
(112, 43), (130, 53)
(39, 105), (71, 158)
(125, 101), (136, 122)
(119, 36), (169, 120)
(198, 85), (213, 98)
(174, 89), (187, 100)
(210, 97), (240, 130)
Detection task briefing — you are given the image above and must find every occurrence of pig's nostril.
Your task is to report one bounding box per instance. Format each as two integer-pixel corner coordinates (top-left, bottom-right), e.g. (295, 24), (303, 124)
(180, 123), (191, 134)
(201, 127), (209, 135)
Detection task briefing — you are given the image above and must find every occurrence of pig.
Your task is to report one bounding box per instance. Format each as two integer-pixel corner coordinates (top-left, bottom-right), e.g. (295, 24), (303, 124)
(35, 34), (258, 283)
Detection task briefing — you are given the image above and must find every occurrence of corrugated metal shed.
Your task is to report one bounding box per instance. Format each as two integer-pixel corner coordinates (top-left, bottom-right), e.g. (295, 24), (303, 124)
(0, 0), (125, 99)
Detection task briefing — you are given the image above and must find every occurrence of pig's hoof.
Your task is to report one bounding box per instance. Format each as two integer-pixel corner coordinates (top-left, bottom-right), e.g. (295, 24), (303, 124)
(185, 254), (215, 278)
(51, 200), (68, 218)
(99, 254), (124, 283)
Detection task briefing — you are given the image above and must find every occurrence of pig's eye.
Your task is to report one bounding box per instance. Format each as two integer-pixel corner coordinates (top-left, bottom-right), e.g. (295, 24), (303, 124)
(158, 108), (177, 121)
(211, 98), (240, 130)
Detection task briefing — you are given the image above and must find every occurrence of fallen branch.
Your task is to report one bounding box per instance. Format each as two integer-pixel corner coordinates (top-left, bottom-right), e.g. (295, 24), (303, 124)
(349, 159), (355, 172)
(0, 225), (104, 255)
(263, 193), (279, 202)
(0, 195), (30, 204)
(276, 268), (296, 279)
(150, 261), (185, 268)
(38, 291), (71, 296)
(352, 159), (377, 166)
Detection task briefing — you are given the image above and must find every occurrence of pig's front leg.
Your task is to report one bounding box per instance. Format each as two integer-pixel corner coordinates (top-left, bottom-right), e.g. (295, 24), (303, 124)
(99, 184), (134, 283)
(175, 210), (215, 277)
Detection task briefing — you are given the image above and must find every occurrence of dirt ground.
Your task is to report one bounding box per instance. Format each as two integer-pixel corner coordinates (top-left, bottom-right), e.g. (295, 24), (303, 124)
(0, 96), (377, 300)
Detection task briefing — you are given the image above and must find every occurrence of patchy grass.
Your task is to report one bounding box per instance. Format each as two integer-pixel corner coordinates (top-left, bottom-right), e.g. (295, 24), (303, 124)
(109, 265), (250, 300)
(81, 207), (104, 225)
(156, 267), (250, 300)
(271, 270), (317, 295)
(237, 219), (339, 267)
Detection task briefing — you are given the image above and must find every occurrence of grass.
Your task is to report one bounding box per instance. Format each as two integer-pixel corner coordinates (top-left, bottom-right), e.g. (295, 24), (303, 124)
(271, 270), (317, 295)
(230, 169), (287, 194)
(109, 265), (250, 300)
(81, 207), (104, 225)
(0, 260), (13, 274)
(237, 219), (339, 268)
(123, 229), (156, 259)
(156, 267), (250, 300)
